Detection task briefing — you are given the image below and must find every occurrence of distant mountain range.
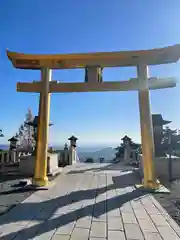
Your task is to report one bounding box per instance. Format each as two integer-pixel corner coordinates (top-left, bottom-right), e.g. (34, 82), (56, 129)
(77, 147), (116, 162)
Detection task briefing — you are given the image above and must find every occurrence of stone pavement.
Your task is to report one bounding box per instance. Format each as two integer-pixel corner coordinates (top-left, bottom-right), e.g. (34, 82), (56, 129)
(0, 163), (180, 239)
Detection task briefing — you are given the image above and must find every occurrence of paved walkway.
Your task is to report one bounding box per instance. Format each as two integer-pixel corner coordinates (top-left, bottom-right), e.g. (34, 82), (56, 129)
(0, 163), (180, 239)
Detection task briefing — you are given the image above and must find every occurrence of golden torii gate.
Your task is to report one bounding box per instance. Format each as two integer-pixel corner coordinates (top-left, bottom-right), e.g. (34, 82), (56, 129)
(7, 44), (180, 189)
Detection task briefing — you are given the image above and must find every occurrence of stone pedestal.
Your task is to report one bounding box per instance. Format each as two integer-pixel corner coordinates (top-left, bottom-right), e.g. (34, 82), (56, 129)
(19, 153), (61, 177)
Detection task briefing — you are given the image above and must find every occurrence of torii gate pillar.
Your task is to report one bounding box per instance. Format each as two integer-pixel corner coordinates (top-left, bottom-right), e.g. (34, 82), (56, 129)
(32, 68), (51, 187)
(138, 64), (158, 189)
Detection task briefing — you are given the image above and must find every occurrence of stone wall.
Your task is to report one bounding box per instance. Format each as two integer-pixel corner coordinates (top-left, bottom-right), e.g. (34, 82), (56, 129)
(139, 154), (180, 180)
(18, 153), (60, 177)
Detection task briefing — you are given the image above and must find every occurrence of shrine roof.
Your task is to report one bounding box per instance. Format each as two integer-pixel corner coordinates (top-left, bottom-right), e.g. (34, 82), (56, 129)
(6, 44), (180, 70)
(68, 135), (78, 141)
(121, 135), (131, 141)
(152, 114), (171, 126)
(8, 136), (18, 142)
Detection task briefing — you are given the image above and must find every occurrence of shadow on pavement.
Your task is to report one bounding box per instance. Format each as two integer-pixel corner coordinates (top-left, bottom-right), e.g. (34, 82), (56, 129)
(0, 170), (145, 239)
(66, 163), (135, 175)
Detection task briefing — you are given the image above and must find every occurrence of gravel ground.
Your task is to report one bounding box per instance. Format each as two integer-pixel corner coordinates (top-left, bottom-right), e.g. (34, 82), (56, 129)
(0, 172), (61, 216)
(0, 175), (35, 216)
(154, 179), (180, 225)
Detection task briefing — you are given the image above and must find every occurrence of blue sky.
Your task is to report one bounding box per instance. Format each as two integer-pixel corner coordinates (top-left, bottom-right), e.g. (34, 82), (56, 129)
(0, 0), (180, 147)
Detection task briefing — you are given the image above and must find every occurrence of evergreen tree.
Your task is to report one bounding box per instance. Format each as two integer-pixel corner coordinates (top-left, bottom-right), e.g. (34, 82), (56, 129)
(162, 127), (180, 153)
(16, 108), (35, 150)
(0, 129), (4, 137)
(17, 124), (25, 148)
(24, 108), (35, 149)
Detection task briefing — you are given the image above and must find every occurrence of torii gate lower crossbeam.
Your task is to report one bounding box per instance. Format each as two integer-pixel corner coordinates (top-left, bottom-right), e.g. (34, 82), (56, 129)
(6, 45), (180, 189)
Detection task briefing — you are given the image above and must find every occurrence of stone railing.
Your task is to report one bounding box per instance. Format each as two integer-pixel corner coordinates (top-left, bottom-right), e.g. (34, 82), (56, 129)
(0, 151), (19, 165)
(0, 151), (31, 166)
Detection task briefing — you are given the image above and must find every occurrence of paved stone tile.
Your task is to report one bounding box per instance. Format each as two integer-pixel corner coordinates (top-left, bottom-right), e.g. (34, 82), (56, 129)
(120, 202), (134, 213)
(92, 213), (106, 222)
(71, 227), (90, 239)
(13, 220), (45, 240)
(55, 222), (75, 235)
(89, 238), (106, 240)
(52, 234), (70, 239)
(143, 231), (163, 240)
(150, 213), (169, 226)
(133, 208), (149, 219)
(138, 217), (158, 233)
(108, 230), (126, 239)
(90, 221), (107, 238)
(124, 223), (144, 240)
(131, 200), (145, 210)
(0, 224), (25, 239)
(145, 207), (160, 215)
(149, 195), (169, 216)
(108, 216), (124, 231)
(164, 214), (180, 237)
(94, 202), (106, 211)
(121, 212), (137, 224)
(107, 209), (121, 217)
(33, 209), (55, 220)
(33, 230), (56, 240)
(158, 225), (180, 240)
(75, 217), (92, 228)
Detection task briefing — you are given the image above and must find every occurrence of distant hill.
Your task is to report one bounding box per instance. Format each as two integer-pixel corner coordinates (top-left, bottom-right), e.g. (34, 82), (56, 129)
(77, 147), (116, 163)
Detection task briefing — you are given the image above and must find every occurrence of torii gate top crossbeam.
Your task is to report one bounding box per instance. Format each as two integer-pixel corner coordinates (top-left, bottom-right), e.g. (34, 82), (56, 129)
(7, 44), (180, 70)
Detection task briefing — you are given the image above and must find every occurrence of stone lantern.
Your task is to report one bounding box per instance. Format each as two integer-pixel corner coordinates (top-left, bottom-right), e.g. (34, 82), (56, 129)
(121, 135), (131, 146)
(8, 136), (18, 151)
(68, 135), (78, 165)
(121, 135), (132, 162)
(68, 135), (78, 148)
